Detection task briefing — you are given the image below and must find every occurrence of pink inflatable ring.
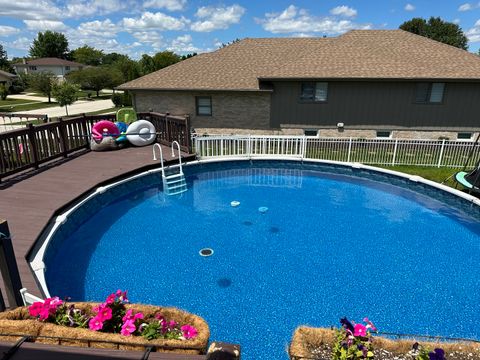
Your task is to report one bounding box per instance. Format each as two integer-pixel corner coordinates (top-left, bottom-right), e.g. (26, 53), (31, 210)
(92, 120), (120, 141)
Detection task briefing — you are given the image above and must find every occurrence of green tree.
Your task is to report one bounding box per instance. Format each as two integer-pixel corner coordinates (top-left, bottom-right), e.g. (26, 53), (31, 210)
(102, 52), (129, 65)
(0, 44), (13, 73)
(399, 17), (468, 50)
(52, 82), (78, 116)
(152, 51), (181, 71)
(30, 31), (70, 58)
(113, 57), (141, 82)
(139, 54), (156, 75)
(0, 83), (8, 100)
(71, 45), (104, 66)
(28, 72), (57, 102)
(67, 66), (123, 96)
(180, 53), (197, 60)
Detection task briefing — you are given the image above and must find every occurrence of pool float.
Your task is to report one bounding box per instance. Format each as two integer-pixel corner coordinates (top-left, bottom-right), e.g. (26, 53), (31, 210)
(90, 136), (119, 151)
(115, 121), (128, 143)
(91, 120), (120, 142)
(116, 107), (137, 124)
(126, 120), (156, 147)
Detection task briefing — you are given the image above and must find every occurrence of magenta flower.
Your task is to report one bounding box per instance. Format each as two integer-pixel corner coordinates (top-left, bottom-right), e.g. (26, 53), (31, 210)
(106, 294), (116, 304)
(134, 312), (144, 320)
(354, 323), (367, 337)
(96, 306), (112, 322)
(363, 317), (377, 332)
(28, 302), (43, 317)
(89, 317), (104, 331)
(121, 319), (136, 336)
(181, 325), (198, 339)
(122, 309), (134, 322)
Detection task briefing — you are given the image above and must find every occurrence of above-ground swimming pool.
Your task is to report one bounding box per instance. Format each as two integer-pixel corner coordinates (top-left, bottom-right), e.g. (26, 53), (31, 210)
(37, 160), (480, 359)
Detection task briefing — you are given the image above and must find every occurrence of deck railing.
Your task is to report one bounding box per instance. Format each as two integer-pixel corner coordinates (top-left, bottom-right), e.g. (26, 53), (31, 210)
(194, 135), (480, 168)
(0, 113), (191, 181)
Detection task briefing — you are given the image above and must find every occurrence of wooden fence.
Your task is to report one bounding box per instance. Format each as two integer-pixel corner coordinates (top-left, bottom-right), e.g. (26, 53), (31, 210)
(0, 112), (191, 182)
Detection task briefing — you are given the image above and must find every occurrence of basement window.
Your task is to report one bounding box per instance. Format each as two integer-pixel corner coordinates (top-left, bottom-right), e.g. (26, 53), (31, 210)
(376, 131), (392, 138)
(457, 132), (473, 140)
(304, 129), (318, 136)
(415, 83), (445, 104)
(196, 96), (212, 116)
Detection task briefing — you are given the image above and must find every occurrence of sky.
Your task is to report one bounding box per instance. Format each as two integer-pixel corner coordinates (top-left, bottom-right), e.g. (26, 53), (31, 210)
(1, 0), (480, 59)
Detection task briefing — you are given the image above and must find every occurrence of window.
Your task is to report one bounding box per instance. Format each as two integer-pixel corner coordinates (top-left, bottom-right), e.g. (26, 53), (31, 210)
(304, 129), (318, 136)
(376, 131), (392, 138)
(415, 83), (445, 103)
(196, 96), (212, 116)
(300, 82), (328, 102)
(65, 66), (70, 71)
(457, 132), (473, 140)
(28, 66), (37, 71)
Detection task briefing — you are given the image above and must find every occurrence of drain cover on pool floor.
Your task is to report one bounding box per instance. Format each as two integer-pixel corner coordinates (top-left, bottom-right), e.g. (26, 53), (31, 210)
(199, 248), (214, 257)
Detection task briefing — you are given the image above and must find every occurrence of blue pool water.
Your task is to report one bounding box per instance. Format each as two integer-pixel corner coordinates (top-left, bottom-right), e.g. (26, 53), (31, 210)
(45, 161), (480, 359)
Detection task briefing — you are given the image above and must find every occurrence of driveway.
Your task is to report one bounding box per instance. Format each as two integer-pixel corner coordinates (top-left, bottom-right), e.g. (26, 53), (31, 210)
(13, 99), (114, 118)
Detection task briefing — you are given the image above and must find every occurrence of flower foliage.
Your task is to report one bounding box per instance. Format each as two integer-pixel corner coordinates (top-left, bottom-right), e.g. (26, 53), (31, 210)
(28, 290), (198, 341)
(332, 317), (376, 359)
(412, 343), (446, 360)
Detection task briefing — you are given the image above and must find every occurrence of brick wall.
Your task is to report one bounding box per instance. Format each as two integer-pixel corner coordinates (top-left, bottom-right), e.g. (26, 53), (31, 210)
(133, 90), (271, 129)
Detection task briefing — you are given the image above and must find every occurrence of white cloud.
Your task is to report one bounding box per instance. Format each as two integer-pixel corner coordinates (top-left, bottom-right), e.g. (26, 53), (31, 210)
(466, 19), (480, 42)
(453, 18), (461, 24)
(330, 5), (357, 18)
(0, 25), (20, 37)
(143, 0), (186, 11)
(76, 19), (119, 38)
(167, 34), (200, 52)
(122, 11), (189, 31)
(191, 4), (245, 32)
(65, 0), (129, 18)
(404, 3), (415, 11)
(24, 20), (69, 31)
(132, 31), (164, 50)
(258, 5), (371, 35)
(0, 0), (62, 20)
(458, 3), (474, 11)
(6, 37), (31, 51)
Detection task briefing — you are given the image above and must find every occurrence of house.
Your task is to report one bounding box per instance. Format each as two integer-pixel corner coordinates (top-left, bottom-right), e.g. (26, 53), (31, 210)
(0, 69), (16, 88)
(13, 58), (85, 80)
(118, 30), (480, 140)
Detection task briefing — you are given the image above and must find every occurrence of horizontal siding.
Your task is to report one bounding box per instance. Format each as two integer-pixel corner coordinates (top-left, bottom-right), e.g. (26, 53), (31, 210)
(270, 81), (480, 129)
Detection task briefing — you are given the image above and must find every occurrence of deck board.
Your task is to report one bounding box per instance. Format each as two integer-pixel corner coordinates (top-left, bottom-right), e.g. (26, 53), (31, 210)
(0, 145), (195, 304)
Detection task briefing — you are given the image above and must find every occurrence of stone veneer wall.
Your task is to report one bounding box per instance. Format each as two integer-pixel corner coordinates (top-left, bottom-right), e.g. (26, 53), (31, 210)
(133, 90), (271, 130)
(193, 127), (479, 141)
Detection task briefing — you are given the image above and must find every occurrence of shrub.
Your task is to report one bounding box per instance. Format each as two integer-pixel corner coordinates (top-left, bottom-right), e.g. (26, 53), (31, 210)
(0, 84), (8, 100)
(122, 92), (132, 106)
(111, 93), (123, 107)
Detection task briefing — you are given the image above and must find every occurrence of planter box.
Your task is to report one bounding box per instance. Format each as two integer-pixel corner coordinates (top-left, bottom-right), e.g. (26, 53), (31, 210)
(289, 326), (480, 360)
(0, 303), (209, 354)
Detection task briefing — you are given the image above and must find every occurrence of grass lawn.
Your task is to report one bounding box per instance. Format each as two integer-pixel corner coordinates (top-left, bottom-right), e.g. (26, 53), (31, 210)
(380, 165), (463, 188)
(0, 99), (59, 112)
(28, 90), (112, 101)
(83, 107), (120, 115)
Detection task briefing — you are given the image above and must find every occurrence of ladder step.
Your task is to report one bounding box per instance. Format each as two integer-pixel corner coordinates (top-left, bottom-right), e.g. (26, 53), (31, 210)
(164, 173), (183, 180)
(168, 183), (187, 191)
(166, 178), (186, 185)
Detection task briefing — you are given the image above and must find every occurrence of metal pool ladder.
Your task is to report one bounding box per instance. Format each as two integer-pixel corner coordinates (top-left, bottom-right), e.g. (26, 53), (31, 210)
(152, 142), (187, 195)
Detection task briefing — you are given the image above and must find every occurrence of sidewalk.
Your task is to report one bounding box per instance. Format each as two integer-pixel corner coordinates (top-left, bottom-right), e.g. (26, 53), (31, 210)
(13, 99), (114, 118)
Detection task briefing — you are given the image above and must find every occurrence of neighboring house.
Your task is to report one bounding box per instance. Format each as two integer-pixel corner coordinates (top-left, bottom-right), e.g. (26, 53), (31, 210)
(13, 58), (85, 80)
(0, 69), (16, 88)
(118, 30), (480, 140)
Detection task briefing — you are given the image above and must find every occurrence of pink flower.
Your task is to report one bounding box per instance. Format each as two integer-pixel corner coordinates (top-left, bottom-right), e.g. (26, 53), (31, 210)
(38, 308), (51, 321)
(363, 317), (377, 332)
(89, 317), (104, 331)
(155, 313), (165, 321)
(29, 302), (43, 317)
(96, 306), (112, 322)
(181, 325), (198, 339)
(134, 312), (144, 320)
(106, 294), (116, 304)
(121, 319), (136, 336)
(354, 323), (367, 337)
(122, 309), (134, 322)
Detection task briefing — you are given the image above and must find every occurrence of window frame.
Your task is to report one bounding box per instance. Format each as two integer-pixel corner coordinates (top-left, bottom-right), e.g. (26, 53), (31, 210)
(457, 132), (473, 141)
(376, 130), (392, 139)
(28, 66), (37, 71)
(414, 82), (445, 104)
(196, 96), (212, 116)
(299, 82), (328, 103)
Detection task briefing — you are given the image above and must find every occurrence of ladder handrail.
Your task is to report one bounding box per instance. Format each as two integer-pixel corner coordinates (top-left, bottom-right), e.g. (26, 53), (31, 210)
(171, 140), (183, 174)
(152, 143), (165, 178)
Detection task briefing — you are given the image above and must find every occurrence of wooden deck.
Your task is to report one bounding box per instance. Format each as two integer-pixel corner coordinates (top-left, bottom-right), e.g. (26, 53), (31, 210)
(0, 145), (195, 302)
(0, 341), (206, 359)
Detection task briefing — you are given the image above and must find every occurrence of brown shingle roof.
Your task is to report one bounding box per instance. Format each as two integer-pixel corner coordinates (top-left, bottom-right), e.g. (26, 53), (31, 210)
(0, 69), (16, 78)
(119, 30), (480, 91)
(13, 58), (85, 67)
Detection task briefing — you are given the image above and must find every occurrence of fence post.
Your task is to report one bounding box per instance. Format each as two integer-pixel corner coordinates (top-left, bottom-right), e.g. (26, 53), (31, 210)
(58, 118), (68, 158)
(392, 139), (398, 166)
(247, 135), (251, 158)
(347, 137), (352, 162)
(0, 219), (24, 307)
(26, 123), (39, 169)
(184, 115), (192, 153)
(437, 139), (446, 168)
